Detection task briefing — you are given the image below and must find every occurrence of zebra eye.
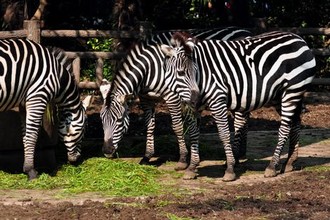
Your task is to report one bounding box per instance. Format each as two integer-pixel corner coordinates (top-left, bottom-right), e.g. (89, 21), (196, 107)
(117, 117), (123, 123)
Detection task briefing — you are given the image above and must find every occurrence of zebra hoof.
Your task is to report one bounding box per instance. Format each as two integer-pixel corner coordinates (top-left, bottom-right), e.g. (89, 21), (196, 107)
(222, 171), (236, 182)
(183, 170), (197, 180)
(174, 162), (189, 171)
(284, 164), (294, 173)
(28, 169), (38, 180)
(264, 167), (277, 178)
(139, 157), (150, 165)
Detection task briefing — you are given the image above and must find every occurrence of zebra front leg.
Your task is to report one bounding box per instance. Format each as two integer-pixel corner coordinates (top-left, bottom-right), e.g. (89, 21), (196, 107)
(139, 99), (156, 165)
(23, 102), (47, 180)
(211, 103), (236, 181)
(23, 143), (38, 180)
(183, 111), (200, 180)
(167, 97), (189, 171)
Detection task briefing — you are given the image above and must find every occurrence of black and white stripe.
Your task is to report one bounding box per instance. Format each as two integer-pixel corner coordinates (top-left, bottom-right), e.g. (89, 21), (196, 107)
(100, 28), (251, 179)
(162, 31), (316, 181)
(0, 39), (89, 180)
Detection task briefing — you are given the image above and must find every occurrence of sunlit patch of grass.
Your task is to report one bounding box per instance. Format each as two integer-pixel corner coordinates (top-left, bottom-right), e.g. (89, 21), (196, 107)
(0, 158), (166, 197)
(303, 165), (330, 172)
(166, 213), (193, 220)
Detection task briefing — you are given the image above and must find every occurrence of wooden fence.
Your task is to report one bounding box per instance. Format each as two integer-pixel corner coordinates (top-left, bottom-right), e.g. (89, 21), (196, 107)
(0, 20), (329, 89)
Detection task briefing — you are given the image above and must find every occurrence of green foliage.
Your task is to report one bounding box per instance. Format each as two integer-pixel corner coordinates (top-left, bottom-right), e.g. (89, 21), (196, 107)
(81, 38), (115, 82)
(87, 38), (113, 52)
(0, 158), (164, 197)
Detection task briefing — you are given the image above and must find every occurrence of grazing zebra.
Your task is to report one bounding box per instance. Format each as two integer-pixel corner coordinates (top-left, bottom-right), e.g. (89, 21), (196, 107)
(0, 38), (90, 180)
(161, 31), (316, 181)
(100, 28), (251, 179)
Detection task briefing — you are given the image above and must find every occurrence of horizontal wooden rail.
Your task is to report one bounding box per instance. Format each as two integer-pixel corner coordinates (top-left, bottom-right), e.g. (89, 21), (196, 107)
(0, 30), (27, 38)
(41, 29), (140, 38)
(65, 51), (126, 60)
(266, 27), (330, 35)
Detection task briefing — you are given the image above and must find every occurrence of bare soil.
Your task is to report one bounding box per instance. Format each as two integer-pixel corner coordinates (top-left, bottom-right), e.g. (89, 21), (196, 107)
(0, 92), (330, 220)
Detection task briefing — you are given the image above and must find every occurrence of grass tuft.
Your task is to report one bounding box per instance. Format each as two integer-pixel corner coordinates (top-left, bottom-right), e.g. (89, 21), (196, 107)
(0, 158), (164, 197)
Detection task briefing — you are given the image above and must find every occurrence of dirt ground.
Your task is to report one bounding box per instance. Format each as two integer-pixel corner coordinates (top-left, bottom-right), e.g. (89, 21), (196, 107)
(0, 92), (329, 219)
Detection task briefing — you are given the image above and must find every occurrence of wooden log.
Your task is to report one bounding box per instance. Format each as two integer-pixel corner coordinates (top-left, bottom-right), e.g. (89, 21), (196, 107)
(41, 29), (139, 39)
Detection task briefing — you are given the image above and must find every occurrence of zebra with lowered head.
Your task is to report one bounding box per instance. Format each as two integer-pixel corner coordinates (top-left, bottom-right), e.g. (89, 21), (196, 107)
(0, 38), (90, 180)
(161, 31), (316, 181)
(100, 28), (251, 179)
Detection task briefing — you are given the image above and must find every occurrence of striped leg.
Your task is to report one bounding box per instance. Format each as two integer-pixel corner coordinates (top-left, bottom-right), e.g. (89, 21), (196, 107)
(183, 110), (200, 179)
(265, 95), (302, 177)
(23, 99), (47, 180)
(139, 98), (156, 165)
(166, 97), (189, 171)
(233, 112), (249, 160)
(210, 101), (236, 181)
(284, 101), (302, 173)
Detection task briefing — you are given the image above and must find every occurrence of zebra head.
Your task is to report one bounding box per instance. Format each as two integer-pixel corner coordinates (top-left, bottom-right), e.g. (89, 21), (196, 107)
(58, 95), (91, 162)
(161, 35), (199, 108)
(100, 93), (130, 158)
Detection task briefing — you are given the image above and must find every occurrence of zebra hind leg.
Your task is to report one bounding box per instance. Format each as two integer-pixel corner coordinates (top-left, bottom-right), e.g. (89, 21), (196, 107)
(283, 102), (302, 173)
(264, 98), (302, 178)
(233, 112), (249, 161)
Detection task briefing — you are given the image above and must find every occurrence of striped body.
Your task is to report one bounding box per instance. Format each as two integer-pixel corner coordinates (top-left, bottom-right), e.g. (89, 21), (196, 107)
(100, 28), (251, 179)
(163, 31), (316, 181)
(0, 39), (87, 179)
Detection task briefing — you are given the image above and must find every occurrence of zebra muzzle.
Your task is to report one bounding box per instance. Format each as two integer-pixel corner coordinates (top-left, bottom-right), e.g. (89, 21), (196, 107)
(103, 139), (116, 158)
(67, 151), (81, 162)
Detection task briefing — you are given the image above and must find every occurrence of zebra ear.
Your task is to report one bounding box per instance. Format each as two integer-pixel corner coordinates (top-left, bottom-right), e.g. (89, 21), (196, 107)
(160, 45), (175, 57)
(185, 39), (195, 52)
(82, 95), (92, 111)
(100, 79), (111, 100)
(116, 94), (134, 106)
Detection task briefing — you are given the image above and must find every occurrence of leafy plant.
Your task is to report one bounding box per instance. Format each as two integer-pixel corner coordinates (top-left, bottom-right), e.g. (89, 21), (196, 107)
(81, 38), (115, 82)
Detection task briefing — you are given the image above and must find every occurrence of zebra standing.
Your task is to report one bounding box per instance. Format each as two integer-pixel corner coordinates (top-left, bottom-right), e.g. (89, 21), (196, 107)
(0, 39), (90, 180)
(100, 28), (251, 179)
(161, 31), (316, 181)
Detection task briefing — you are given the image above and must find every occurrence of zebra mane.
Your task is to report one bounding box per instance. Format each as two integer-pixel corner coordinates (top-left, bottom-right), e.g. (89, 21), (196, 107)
(49, 47), (73, 75)
(171, 32), (198, 54)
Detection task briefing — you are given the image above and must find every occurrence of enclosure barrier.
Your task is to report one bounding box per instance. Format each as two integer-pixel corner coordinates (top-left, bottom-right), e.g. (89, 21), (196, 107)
(0, 20), (329, 88)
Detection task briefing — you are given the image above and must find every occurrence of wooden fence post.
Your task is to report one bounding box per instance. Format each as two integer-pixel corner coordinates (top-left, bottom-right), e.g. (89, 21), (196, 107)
(23, 20), (41, 43)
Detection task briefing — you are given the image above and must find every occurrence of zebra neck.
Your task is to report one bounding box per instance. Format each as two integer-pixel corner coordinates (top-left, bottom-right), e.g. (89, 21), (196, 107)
(55, 70), (81, 111)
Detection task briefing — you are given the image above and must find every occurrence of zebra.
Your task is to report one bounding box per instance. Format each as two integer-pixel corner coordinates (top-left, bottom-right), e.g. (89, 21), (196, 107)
(0, 38), (90, 180)
(100, 27), (251, 179)
(161, 31), (316, 181)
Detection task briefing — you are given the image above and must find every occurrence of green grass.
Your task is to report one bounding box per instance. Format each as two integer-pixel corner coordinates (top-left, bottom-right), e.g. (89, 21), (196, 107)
(303, 165), (330, 172)
(0, 158), (164, 197)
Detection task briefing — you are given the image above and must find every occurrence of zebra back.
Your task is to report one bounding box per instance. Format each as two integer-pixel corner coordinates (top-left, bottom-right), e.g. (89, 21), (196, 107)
(195, 32), (315, 110)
